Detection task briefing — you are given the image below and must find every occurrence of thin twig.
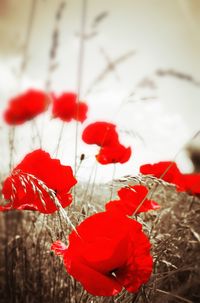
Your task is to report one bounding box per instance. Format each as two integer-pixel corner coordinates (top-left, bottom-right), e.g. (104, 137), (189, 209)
(110, 164), (116, 200)
(54, 122), (65, 157)
(85, 49), (136, 96)
(74, 0), (88, 176)
(149, 287), (193, 303)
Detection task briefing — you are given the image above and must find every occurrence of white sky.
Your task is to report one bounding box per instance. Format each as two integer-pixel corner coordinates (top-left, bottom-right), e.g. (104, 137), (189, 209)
(0, 0), (200, 182)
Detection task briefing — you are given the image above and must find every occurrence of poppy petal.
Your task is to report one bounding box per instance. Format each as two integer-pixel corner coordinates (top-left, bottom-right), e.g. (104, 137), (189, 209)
(64, 254), (122, 296)
(82, 122), (119, 147)
(51, 240), (68, 256)
(1, 149), (77, 214)
(96, 145), (131, 165)
(73, 102), (88, 123)
(106, 185), (160, 216)
(3, 89), (50, 125)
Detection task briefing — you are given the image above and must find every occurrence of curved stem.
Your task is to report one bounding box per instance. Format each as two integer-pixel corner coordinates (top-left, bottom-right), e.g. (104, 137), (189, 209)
(54, 122), (65, 157)
(74, 0), (87, 176)
(18, 0), (38, 88)
(110, 164), (116, 200)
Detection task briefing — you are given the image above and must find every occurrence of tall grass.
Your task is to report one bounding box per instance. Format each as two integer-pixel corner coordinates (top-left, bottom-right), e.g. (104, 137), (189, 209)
(0, 177), (199, 302)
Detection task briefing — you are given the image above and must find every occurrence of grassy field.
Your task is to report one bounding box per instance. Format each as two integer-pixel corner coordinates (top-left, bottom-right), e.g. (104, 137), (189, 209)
(0, 177), (199, 303)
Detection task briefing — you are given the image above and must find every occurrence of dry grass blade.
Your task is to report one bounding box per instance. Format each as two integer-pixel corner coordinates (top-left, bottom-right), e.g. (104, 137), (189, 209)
(85, 49), (136, 96)
(156, 68), (200, 87)
(149, 288), (193, 303)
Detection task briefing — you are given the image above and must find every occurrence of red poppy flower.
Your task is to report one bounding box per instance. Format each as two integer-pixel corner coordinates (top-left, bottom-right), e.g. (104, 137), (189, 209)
(51, 212), (152, 296)
(140, 162), (185, 191)
(140, 161), (200, 195)
(51, 240), (67, 255)
(106, 185), (160, 216)
(96, 144), (132, 165)
(52, 92), (88, 123)
(73, 102), (88, 123)
(3, 89), (50, 125)
(82, 122), (119, 147)
(82, 122), (132, 165)
(181, 174), (200, 195)
(1, 149), (77, 214)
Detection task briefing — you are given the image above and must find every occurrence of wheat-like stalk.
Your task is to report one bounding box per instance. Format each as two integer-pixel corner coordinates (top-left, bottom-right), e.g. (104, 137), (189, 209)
(7, 170), (78, 234)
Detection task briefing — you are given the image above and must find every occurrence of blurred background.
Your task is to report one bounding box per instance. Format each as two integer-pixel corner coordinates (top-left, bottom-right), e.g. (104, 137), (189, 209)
(0, 0), (200, 182)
